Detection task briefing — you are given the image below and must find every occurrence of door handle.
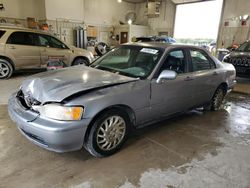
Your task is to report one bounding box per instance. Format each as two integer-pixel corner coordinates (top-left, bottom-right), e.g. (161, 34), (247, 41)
(9, 46), (16, 49)
(184, 76), (194, 81)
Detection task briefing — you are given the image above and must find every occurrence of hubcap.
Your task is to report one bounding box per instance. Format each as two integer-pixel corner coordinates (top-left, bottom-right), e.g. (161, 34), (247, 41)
(96, 116), (126, 151)
(0, 62), (10, 78)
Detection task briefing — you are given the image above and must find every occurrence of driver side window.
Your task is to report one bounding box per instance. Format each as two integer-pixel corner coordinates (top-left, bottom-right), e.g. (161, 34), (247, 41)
(38, 34), (67, 49)
(160, 50), (186, 74)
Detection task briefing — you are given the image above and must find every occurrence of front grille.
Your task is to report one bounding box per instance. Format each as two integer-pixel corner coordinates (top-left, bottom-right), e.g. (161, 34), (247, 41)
(16, 90), (30, 109)
(229, 57), (250, 67)
(16, 90), (41, 109)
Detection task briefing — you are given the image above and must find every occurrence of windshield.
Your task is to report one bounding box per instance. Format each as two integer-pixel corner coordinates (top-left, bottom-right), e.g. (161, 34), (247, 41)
(236, 41), (250, 52)
(91, 46), (163, 79)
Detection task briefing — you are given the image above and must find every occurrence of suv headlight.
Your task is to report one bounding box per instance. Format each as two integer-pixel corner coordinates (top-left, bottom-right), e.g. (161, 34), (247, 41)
(33, 104), (84, 121)
(223, 54), (230, 63)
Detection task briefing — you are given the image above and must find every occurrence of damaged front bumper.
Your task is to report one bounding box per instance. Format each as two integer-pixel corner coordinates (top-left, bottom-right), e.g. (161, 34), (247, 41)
(8, 93), (91, 153)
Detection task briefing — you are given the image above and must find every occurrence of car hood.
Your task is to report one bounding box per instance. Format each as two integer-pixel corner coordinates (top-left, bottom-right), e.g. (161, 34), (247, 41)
(21, 66), (138, 103)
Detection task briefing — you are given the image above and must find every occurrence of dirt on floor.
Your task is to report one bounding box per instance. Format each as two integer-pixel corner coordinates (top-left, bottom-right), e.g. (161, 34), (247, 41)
(0, 71), (250, 188)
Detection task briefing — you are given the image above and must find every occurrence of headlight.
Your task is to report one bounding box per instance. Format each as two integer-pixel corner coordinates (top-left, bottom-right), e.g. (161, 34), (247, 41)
(33, 104), (84, 121)
(223, 54), (230, 63)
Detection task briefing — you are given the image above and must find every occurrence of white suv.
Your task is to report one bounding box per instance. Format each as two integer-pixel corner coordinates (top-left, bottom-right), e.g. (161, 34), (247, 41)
(0, 26), (94, 79)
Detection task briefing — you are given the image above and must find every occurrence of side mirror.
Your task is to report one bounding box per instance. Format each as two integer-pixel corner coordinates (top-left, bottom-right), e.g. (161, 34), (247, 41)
(156, 70), (177, 84)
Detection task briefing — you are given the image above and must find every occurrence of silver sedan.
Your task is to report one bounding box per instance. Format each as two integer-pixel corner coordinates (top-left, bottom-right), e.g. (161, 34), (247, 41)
(8, 43), (236, 157)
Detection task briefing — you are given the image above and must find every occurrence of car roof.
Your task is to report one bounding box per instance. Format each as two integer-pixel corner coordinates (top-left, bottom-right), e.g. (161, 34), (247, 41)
(122, 42), (204, 51)
(0, 26), (51, 35)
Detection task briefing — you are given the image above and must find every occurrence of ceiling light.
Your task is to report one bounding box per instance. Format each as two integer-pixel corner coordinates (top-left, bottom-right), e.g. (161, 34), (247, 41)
(117, 0), (122, 3)
(128, 19), (132, 25)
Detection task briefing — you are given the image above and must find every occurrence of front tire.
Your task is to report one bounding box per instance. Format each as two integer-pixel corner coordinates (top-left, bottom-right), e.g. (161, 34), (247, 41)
(85, 109), (130, 157)
(0, 59), (13, 79)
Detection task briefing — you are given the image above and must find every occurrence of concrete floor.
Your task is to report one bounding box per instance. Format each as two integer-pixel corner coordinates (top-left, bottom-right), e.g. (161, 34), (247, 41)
(0, 72), (250, 188)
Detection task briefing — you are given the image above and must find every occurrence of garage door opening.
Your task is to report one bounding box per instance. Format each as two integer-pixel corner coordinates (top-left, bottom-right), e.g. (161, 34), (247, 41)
(174, 0), (223, 49)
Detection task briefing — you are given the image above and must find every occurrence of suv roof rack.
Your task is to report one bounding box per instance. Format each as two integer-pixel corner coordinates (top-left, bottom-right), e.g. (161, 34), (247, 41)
(0, 23), (26, 28)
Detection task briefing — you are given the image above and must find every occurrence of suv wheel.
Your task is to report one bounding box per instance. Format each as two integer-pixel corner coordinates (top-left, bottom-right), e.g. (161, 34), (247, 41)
(0, 59), (13, 79)
(85, 109), (130, 157)
(72, 58), (88, 66)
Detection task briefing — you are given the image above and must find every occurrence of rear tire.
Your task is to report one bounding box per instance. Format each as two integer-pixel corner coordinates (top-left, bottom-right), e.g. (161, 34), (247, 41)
(207, 87), (226, 111)
(0, 59), (13, 79)
(72, 58), (88, 66)
(84, 109), (130, 157)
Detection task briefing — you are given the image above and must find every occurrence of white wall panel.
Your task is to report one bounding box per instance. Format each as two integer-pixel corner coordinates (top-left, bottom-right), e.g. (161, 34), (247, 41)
(135, 0), (176, 36)
(217, 0), (250, 48)
(45, 0), (84, 21)
(0, 0), (45, 19)
(83, 0), (135, 26)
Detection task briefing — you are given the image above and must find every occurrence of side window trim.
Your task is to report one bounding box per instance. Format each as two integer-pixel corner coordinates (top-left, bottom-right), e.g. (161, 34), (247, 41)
(49, 35), (69, 49)
(155, 48), (189, 77)
(197, 48), (217, 69)
(37, 34), (69, 49)
(6, 31), (38, 46)
(188, 48), (216, 72)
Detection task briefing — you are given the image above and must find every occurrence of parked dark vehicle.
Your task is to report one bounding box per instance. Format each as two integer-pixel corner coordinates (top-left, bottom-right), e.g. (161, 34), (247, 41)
(223, 40), (250, 76)
(135, 36), (156, 42)
(136, 36), (176, 44)
(9, 43), (236, 157)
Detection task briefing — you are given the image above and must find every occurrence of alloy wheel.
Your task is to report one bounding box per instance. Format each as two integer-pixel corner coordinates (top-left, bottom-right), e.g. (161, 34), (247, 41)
(0, 62), (10, 78)
(96, 115), (126, 151)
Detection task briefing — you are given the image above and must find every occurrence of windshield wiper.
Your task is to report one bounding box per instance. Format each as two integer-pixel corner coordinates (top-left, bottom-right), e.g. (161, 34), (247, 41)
(96, 66), (140, 78)
(95, 65), (116, 73)
(118, 71), (140, 78)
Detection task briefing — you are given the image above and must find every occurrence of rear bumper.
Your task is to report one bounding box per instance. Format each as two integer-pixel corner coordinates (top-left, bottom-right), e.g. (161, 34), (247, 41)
(8, 94), (92, 153)
(228, 80), (237, 91)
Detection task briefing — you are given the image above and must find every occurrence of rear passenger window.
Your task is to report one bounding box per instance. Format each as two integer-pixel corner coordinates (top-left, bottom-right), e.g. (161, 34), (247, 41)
(6, 32), (36, 46)
(190, 50), (215, 71)
(0, 30), (6, 38)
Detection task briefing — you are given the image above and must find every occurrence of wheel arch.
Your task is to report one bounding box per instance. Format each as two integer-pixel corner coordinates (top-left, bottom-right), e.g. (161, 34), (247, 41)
(218, 82), (228, 95)
(72, 56), (90, 66)
(0, 56), (15, 70)
(84, 104), (136, 142)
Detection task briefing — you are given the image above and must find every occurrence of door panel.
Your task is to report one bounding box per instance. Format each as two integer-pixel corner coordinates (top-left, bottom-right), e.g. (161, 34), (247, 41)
(37, 34), (71, 67)
(150, 74), (194, 119)
(5, 31), (41, 68)
(40, 48), (71, 68)
(6, 44), (41, 68)
(149, 49), (194, 121)
(120, 32), (128, 44)
(188, 49), (220, 106)
(191, 70), (221, 106)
